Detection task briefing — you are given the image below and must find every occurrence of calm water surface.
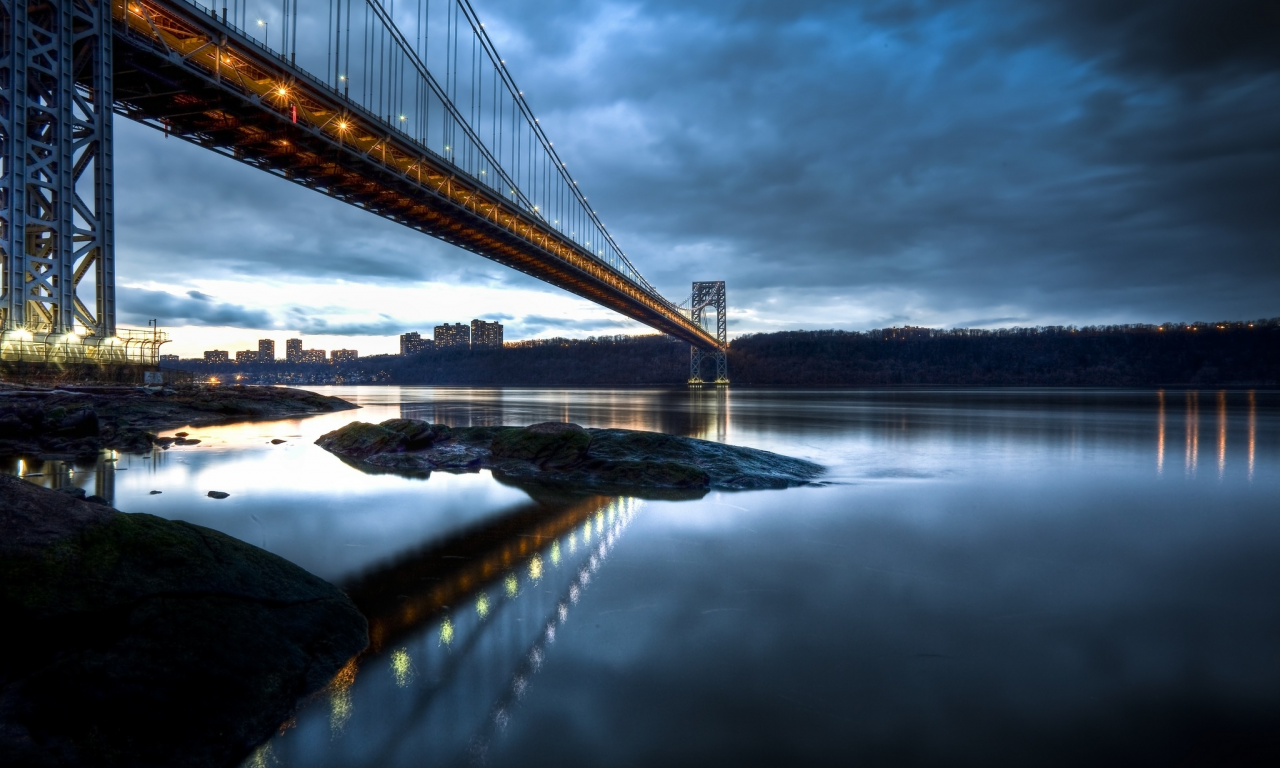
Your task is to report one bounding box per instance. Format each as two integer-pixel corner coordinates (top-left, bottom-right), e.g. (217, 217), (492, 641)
(9, 388), (1280, 766)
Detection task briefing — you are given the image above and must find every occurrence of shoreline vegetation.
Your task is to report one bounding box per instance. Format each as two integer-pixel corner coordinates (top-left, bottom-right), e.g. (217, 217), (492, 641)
(170, 320), (1279, 388)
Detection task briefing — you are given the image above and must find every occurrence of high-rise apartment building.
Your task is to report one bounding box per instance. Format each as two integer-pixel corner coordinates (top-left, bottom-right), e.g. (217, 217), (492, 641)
(471, 319), (504, 349)
(300, 349), (326, 364)
(434, 323), (470, 349)
(400, 332), (432, 355)
(235, 350), (257, 364)
(258, 339), (275, 361)
(285, 338), (302, 362)
(204, 350), (229, 363)
(331, 349), (359, 363)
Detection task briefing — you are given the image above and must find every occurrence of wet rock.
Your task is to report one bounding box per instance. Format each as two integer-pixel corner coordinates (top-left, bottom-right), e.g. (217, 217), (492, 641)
(207, 491), (230, 499)
(85, 495), (110, 506)
(54, 487), (87, 500)
(270, 439), (286, 445)
(317, 420), (822, 493)
(149, 490), (162, 495)
(315, 421), (407, 460)
(491, 422), (591, 468)
(0, 474), (367, 768)
(173, 438), (201, 446)
(174, 431), (189, 437)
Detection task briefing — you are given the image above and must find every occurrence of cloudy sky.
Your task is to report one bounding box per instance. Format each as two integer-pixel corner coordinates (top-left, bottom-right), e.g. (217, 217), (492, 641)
(115, 0), (1279, 357)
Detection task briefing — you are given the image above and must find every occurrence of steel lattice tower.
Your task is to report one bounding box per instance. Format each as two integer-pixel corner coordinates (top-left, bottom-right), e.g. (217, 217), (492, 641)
(1, 0), (115, 339)
(688, 280), (728, 385)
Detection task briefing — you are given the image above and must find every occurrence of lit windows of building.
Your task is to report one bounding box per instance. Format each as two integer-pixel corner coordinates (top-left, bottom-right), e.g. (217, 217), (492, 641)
(204, 350), (229, 363)
(285, 338), (302, 363)
(471, 319), (504, 349)
(400, 332), (432, 355)
(331, 349), (358, 363)
(235, 350), (258, 364)
(434, 323), (470, 349)
(258, 339), (275, 362)
(299, 349), (326, 364)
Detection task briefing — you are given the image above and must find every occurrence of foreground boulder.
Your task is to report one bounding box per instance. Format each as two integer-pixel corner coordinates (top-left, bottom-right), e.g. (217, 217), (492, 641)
(0, 475), (368, 768)
(317, 420), (823, 492)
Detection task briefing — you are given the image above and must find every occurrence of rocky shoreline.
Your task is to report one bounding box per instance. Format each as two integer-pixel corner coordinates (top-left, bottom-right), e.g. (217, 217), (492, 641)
(0, 384), (357, 459)
(0, 474), (368, 768)
(318, 419), (823, 494)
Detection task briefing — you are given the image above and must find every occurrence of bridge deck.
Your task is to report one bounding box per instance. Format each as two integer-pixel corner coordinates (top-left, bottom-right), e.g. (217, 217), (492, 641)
(109, 0), (720, 348)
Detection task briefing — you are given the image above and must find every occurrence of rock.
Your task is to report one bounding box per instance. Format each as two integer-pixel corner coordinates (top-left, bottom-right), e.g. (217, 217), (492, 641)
(315, 421), (407, 460)
(85, 495), (110, 506)
(270, 439), (286, 444)
(174, 438), (201, 446)
(317, 419), (823, 493)
(149, 490), (162, 495)
(54, 487), (87, 500)
(491, 422), (591, 468)
(174, 431), (189, 437)
(207, 491), (230, 499)
(0, 475), (367, 768)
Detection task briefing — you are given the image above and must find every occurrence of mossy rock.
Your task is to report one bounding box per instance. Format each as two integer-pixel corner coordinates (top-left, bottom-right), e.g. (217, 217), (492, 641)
(491, 422), (591, 468)
(315, 421), (406, 460)
(379, 419), (450, 450)
(0, 475), (368, 768)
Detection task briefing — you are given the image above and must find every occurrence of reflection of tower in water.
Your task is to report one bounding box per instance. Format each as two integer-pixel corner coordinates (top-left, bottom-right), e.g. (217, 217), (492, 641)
(263, 495), (643, 767)
(687, 385), (730, 443)
(1248, 390), (1256, 481)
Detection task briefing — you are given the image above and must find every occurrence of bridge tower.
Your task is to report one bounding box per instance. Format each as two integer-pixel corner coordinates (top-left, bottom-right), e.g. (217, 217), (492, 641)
(1, 0), (119, 350)
(688, 281), (728, 386)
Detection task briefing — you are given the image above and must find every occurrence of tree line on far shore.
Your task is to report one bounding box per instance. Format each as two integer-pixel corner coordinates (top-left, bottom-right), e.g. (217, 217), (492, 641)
(174, 320), (1280, 388)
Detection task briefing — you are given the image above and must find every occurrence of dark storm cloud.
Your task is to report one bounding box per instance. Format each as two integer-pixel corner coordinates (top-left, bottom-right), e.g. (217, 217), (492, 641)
(118, 287), (275, 328)
(113, 0), (1279, 332)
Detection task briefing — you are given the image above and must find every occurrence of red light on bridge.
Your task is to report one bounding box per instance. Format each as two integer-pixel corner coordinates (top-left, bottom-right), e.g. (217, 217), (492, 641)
(291, 104), (297, 124)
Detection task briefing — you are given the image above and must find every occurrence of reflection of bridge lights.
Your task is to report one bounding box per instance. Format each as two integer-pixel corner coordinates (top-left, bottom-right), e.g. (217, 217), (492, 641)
(545, 622), (556, 643)
(558, 602), (569, 622)
(439, 618), (454, 646)
(568, 531), (577, 553)
(582, 520), (592, 543)
(504, 573), (518, 597)
(550, 541), (561, 566)
(390, 648), (415, 687)
(528, 554), (543, 582)
(476, 593), (490, 618)
(569, 584), (580, 604)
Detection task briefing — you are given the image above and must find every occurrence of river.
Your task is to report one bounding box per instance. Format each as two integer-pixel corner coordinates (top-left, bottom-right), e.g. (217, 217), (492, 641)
(6, 387), (1280, 765)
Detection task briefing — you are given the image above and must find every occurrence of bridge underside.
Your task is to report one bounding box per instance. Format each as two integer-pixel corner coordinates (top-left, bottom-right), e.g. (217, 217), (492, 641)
(108, 1), (718, 349)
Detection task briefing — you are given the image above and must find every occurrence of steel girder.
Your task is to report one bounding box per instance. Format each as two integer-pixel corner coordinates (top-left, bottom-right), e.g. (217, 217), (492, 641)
(1, 0), (114, 336)
(688, 280), (727, 384)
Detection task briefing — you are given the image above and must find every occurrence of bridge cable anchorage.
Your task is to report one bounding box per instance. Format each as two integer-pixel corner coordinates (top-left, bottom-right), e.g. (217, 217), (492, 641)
(9, 0), (722, 352)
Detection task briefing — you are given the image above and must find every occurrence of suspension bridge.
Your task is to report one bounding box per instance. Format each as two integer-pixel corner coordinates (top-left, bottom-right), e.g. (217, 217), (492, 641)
(0, 0), (729, 382)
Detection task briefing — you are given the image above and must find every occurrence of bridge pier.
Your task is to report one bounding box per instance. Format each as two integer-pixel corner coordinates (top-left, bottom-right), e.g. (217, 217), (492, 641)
(688, 280), (728, 386)
(0, 0), (159, 366)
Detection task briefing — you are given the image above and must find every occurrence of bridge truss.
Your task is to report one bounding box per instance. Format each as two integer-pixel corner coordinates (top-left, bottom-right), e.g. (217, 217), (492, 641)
(1, 0), (727, 368)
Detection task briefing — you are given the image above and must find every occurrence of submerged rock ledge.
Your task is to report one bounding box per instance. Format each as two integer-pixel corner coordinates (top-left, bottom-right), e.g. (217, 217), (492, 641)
(317, 419), (823, 492)
(0, 384), (357, 459)
(0, 474), (368, 768)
